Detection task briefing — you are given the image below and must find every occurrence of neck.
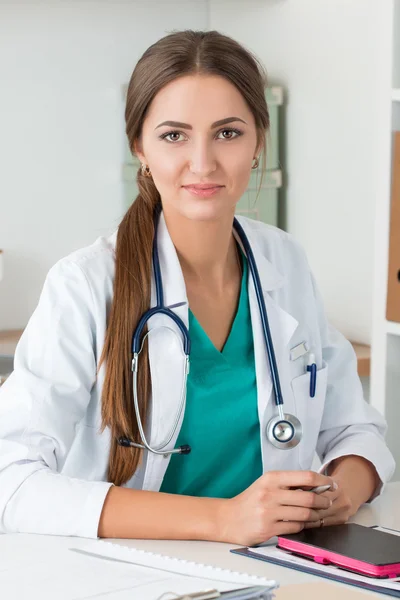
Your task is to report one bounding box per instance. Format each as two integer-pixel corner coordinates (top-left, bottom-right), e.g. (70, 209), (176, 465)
(162, 206), (240, 288)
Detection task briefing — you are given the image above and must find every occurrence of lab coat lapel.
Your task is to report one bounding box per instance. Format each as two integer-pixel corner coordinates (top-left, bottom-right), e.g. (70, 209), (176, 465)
(235, 219), (300, 470)
(142, 212), (189, 491)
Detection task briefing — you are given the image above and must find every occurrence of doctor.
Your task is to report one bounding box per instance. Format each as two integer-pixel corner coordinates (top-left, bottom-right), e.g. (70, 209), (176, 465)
(0, 30), (395, 546)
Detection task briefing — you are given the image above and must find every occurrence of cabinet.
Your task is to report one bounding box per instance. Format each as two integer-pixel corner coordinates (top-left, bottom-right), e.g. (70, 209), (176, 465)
(0, 330), (22, 385)
(370, 0), (400, 478)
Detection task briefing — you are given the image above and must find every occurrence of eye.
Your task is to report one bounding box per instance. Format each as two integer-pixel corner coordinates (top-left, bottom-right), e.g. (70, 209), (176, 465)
(216, 128), (243, 140)
(159, 130), (186, 143)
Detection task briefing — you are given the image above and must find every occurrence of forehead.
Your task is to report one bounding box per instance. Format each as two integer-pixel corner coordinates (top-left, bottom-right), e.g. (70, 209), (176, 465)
(144, 74), (254, 126)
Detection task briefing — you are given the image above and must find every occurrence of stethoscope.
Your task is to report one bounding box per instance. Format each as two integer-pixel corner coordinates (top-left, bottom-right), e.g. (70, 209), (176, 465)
(118, 207), (302, 456)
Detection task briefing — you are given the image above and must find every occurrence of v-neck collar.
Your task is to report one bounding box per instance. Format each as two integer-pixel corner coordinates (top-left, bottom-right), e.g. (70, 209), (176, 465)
(188, 247), (248, 360)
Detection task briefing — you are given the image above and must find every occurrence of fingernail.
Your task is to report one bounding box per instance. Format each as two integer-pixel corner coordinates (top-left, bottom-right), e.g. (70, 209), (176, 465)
(329, 500), (333, 506)
(332, 482), (338, 490)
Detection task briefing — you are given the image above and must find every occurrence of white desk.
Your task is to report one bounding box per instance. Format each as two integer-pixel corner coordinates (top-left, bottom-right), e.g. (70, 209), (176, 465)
(1, 481), (399, 599)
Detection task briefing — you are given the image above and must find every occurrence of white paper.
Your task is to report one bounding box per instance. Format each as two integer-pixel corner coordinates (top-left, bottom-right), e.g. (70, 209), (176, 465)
(0, 534), (255, 600)
(0, 547), (176, 600)
(373, 526), (400, 537)
(76, 539), (277, 589)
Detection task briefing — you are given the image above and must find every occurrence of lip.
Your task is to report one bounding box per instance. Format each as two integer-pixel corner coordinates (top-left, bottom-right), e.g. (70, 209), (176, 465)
(182, 184), (224, 190)
(182, 183), (225, 198)
(182, 184), (224, 198)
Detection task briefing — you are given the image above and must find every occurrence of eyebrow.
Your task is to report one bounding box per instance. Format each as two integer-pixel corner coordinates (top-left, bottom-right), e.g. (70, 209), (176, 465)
(155, 116), (247, 130)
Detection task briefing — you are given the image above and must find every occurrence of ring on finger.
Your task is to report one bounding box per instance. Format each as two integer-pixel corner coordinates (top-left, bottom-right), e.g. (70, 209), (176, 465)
(319, 517), (325, 528)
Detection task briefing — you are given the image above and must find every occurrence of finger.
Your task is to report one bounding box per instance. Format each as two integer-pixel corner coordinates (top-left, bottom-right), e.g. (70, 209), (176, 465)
(278, 505), (322, 523)
(315, 505), (341, 520)
(304, 514), (349, 529)
(314, 494), (349, 520)
(320, 488), (341, 502)
(264, 470), (335, 490)
(273, 521), (305, 537)
(303, 519), (322, 529)
(279, 490), (332, 511)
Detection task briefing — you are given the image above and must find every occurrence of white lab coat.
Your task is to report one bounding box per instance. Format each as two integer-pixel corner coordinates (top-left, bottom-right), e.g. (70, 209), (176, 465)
(0, 214), (395, 538)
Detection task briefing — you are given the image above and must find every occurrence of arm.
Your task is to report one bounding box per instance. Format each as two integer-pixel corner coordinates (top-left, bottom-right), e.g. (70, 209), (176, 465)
(98, 486), (222, 540)
(0, 259), (112, 537)
(310, 273), (395, 501)
(98, 471), (335, 545)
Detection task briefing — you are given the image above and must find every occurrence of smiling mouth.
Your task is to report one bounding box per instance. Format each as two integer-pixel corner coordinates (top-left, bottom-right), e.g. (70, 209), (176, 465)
(182, 185), (225, 198)
(182, 184), (224, 190)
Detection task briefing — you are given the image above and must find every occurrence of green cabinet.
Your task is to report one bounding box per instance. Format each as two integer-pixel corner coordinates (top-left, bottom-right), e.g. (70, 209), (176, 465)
(122, 86), (283, 228)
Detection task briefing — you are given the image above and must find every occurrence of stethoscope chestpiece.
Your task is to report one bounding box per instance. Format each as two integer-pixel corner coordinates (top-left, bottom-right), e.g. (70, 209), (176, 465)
(266, 414), (302, 450)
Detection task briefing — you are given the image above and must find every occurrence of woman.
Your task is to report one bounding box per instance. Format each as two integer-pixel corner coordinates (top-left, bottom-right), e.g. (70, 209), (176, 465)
(0, 30), (394, 546)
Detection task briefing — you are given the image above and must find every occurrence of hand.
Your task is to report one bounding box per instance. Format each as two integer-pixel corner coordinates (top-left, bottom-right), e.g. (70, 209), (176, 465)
(217, 471), (335, 546)
(303, 480), (357, 529)
(304, 455), (380, 529)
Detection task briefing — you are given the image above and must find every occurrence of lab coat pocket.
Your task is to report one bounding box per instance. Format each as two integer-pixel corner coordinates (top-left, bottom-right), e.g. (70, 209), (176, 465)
(291, 362), (328, 470)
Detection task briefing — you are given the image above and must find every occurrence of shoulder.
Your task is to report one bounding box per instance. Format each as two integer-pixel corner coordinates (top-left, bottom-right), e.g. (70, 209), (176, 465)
(50, 229), (116, 277)
(55, 230), (116, 273)
(42, 230), (117, 307)
(236, 216), (310, 272)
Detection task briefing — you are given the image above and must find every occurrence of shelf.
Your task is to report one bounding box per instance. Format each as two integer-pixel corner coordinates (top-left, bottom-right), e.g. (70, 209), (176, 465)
(350, 342), (371, 377)
(387, 321), (400, 336)
(392, 89), (400, 101)
(0, 330), (372, 379)
(0, 329), (24, 357)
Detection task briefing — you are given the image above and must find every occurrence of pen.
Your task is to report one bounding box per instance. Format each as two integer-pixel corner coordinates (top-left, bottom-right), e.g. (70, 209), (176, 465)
(306, 352), (317, 398)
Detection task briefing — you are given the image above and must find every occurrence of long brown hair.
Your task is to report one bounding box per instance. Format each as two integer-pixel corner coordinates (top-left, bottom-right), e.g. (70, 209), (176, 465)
(99, 30), (270, 486)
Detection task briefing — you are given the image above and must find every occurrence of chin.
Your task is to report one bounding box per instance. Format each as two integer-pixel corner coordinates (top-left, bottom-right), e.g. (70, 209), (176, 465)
(177, 195), (235, 223)
(183, 205), (228, 223)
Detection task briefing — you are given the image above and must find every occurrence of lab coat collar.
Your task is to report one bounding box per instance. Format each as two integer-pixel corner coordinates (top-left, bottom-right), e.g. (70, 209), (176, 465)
(234, 215), (286, 292)
(110, 211), (286, 304)
(154, 211), (286, 311)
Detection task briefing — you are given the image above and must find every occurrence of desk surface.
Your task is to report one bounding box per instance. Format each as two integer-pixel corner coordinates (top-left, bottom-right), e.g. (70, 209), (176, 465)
(1, 481), (399, 599)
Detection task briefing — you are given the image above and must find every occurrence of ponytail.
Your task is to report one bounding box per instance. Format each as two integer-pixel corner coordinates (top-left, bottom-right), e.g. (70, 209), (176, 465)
(99, 28), (269, 486)
(99, 172), (160, 485)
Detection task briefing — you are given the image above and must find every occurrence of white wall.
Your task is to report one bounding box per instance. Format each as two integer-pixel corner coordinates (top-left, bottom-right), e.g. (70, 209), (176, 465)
(1, 0), (391, 345)
(0, 0), (208, 330)
(210, 0), (391, 344)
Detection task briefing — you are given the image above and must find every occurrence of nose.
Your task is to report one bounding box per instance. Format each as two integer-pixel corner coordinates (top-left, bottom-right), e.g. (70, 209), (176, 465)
(188, 138), (217, 177)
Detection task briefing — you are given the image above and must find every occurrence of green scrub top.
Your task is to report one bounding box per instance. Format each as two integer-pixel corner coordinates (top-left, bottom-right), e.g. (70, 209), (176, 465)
(160, 248), (263, 498)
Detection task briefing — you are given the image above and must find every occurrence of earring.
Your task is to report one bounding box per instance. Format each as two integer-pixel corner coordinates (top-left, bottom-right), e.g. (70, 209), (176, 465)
(141, 163), (152, 178)
(252, 157), (259, 170)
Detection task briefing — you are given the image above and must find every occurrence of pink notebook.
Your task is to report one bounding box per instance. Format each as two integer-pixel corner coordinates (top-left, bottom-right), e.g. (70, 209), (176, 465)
(231, 525), (400, 598)
(277, 523), (400, 578)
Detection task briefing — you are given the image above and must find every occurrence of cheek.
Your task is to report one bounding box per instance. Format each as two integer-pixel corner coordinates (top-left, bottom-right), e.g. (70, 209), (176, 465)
(149, 152), (183, 191)
(227, 155), (253, 195)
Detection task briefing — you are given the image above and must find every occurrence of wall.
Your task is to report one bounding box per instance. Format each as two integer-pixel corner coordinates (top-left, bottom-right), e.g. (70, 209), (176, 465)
(1, 0), (392, 345)
(210, 0), (392, 344)
(0, 0), (208, 330)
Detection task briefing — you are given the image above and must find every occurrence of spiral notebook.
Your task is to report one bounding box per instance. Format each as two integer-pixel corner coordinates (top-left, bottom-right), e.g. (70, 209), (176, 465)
(72, 539), (278, 599)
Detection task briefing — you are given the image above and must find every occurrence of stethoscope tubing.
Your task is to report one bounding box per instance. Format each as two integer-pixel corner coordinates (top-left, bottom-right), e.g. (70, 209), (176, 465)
(232, 218), (284, 406)
(119, 207), (301, 455)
